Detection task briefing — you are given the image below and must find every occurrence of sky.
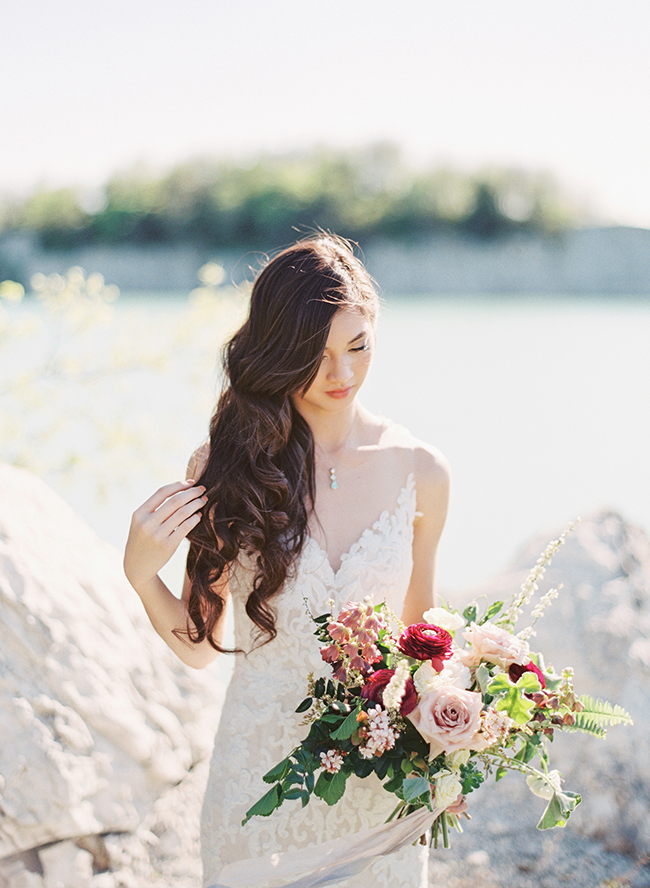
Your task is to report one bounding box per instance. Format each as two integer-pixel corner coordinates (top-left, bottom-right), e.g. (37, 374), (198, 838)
(2, 0), (650, 226)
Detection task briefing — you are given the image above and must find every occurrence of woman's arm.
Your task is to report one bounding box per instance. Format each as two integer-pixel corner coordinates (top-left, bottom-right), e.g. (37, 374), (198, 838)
(123, 444), (226, 669)
(400, 445), (451, 626)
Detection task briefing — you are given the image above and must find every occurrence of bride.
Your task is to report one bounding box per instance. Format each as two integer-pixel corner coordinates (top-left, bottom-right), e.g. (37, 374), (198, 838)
(124, 235), (451, 887)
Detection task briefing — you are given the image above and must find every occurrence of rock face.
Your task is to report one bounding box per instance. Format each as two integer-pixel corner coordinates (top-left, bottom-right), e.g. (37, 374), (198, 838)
(0, 464), (226, 887)
(1, 465), (649, 887)
(451, 511), (650, 856)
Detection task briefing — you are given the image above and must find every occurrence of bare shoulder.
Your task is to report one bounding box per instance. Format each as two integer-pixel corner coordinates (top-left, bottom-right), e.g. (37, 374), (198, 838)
(379, 419), (449, 483)
(186, 440), (210, 481)
(411, 437), (451, 495)
(378, 418), (450, 513)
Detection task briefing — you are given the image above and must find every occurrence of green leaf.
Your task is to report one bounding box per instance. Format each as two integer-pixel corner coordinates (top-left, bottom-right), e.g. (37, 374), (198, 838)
(577, 696), (634, 727)
(480, 600), (504, 624)
(537, 789), (581, 829)
(463, 604), (478, 623)
(241, 784), (281, 825)
(262, 756), (292, 784)
(314, 769), (348, 806)
(314, 678), (325, 697)
(495, 766), (507, 782)
(295, 697), (313, 713)
(489, 671), (540, 725)
(402, 775), (431, 804)
(331, 706), (361, 741)
(475, 664), (493, 697)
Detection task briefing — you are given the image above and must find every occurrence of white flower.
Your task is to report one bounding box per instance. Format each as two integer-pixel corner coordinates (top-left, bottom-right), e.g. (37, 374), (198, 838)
(422, 607), (465, 633)
(438, 657), (472, 689)
(434, 770), (463, 809)
(413, 660), (441, 694)
(383, 658), (410, 711)
(446, 748), (471, 769)
(413, 656), (471, 694)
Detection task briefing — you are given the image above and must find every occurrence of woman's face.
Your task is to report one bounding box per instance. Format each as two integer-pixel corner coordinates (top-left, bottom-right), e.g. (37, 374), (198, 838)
(292, 307), (375, 417)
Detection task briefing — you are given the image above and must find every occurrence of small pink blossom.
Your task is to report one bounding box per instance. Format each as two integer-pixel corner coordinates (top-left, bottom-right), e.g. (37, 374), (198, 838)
(361, 642), (382, 663)
(328, 622), (349, 642)
(320, 644), (340, 664)
(320, 749), (345, 773)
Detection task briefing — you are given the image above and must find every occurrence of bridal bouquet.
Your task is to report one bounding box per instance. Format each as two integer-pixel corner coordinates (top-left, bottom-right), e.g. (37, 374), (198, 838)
(243, 526), (632, 845)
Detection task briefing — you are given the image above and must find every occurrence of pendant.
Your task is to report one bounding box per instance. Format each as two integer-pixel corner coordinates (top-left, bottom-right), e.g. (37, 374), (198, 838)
(329, 467), (338, 490)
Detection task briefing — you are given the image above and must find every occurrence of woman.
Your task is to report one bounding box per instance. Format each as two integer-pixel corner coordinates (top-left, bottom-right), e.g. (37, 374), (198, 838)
(124, 235), (450, 887)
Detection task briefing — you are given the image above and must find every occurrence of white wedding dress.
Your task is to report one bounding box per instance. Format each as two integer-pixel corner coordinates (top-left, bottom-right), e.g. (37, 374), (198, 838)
(201, 473), (429, 888)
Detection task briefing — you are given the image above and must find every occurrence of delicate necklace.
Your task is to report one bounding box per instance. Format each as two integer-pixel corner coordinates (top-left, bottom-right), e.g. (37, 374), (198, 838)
(317, 414), (358, 490)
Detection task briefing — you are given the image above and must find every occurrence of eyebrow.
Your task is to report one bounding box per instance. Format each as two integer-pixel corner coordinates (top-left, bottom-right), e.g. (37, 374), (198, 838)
(348, 331), (367, 345)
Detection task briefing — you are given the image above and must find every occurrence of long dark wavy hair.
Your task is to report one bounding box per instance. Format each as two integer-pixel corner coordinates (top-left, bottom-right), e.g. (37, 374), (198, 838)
(184, 235), (379, 652)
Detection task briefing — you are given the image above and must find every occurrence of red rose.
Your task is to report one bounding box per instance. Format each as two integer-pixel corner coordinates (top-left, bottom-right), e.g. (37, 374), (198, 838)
(508, 660), (546, 688)
(398, 624), (453, 671)
(361, 668), (418, 716)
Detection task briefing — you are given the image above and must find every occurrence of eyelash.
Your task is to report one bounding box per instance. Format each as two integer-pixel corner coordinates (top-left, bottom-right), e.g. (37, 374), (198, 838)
(351, 344), (369, 352)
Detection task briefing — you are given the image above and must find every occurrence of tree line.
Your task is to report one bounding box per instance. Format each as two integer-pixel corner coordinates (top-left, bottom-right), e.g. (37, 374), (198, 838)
(0, 144), (581, 251)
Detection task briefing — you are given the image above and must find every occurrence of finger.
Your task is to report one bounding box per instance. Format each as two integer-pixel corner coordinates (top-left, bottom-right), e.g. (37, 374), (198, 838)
(138, 480), (197, 514)
(144, 485), (206, 527)
(169, 510), (203, 541)
(161, 495), (207, 535)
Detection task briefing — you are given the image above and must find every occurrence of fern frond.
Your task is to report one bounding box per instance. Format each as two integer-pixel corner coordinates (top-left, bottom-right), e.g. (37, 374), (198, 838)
(563, 717), (607, 739)
(577, 696), (634, 727)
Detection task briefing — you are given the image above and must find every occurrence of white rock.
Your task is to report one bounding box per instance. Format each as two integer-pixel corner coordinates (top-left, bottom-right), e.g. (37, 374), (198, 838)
(0, 463), (226, 862)
(39, 841), (93, 888)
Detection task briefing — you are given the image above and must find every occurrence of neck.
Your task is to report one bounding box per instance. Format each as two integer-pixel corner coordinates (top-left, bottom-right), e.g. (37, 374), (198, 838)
(301, 404), (362, 452)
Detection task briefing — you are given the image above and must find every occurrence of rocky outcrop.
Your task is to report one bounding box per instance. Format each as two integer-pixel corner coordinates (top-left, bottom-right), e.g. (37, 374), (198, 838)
(1, 464), (648, 887)
(0, 464), (227, 887)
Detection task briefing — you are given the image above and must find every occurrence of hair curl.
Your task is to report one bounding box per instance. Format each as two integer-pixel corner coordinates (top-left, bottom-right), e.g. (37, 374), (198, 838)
(184, 235), (378, 651)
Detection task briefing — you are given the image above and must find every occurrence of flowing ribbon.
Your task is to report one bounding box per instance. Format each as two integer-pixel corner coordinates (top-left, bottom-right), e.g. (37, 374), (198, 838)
(206, 805), (442, 888)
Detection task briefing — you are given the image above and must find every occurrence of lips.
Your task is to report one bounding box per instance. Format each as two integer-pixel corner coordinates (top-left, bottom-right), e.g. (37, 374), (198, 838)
(326, 387), (353, 399)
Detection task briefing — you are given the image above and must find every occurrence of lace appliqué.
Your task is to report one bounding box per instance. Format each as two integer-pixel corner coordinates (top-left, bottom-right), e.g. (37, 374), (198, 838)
(201, 474), (427, 888)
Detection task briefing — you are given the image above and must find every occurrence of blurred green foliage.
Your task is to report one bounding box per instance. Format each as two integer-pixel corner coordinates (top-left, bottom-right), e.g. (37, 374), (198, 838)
(1, 144), (580, 250)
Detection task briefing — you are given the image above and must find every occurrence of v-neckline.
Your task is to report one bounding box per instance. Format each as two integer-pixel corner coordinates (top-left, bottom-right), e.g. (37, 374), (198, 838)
(305, 473), (415, 580)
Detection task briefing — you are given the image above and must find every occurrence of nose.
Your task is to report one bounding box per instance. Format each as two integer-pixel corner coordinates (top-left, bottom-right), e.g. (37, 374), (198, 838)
(326, 354), (354, 385)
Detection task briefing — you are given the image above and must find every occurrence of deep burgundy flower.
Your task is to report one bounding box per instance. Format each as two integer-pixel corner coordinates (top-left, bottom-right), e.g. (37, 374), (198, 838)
(508, 660), (546, 689)
(361, 668), (418, 716)
(398, 624), (453, 671)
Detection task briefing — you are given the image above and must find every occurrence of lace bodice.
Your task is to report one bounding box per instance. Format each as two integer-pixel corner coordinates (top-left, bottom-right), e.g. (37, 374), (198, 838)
(201, 474), (428, 888)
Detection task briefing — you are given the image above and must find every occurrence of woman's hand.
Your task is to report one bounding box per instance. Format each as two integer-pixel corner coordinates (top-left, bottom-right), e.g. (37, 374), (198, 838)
(124, 480), (207, 591)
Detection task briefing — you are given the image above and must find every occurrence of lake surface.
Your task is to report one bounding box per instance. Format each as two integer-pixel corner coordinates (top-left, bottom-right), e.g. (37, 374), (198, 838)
(5, 291), (650, 595)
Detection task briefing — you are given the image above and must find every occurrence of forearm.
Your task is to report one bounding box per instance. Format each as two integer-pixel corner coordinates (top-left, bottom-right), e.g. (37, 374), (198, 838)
(131, 574), (222, 669)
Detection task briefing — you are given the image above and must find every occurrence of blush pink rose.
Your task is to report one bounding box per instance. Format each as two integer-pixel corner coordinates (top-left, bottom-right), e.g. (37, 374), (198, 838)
(408, 685), (486, 759)
(460, 621), (529, 668)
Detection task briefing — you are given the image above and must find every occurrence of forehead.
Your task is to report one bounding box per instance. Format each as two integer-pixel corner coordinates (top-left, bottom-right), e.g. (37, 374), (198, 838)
(325, 308), (374, 345)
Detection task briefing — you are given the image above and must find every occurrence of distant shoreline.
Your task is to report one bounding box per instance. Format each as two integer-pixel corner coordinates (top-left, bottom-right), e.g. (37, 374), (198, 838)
(2, 226), (650, 296)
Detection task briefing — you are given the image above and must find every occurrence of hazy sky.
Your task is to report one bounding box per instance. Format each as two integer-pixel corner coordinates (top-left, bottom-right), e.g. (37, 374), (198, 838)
(3, 0), (650, 225)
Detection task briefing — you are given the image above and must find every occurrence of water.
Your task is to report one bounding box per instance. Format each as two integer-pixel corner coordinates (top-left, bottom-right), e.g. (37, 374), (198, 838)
(4, 291), (649, 594)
